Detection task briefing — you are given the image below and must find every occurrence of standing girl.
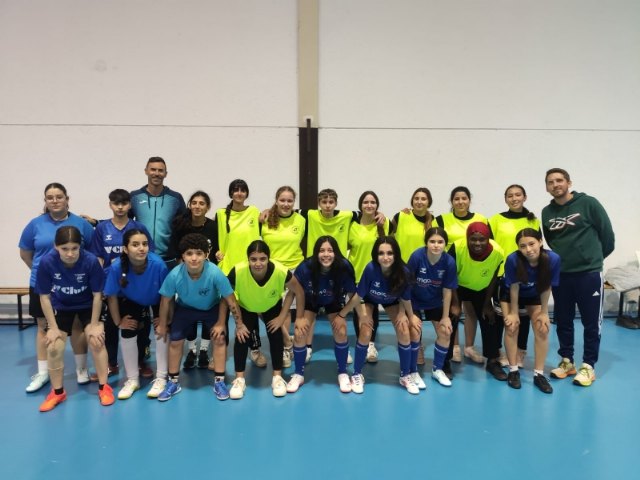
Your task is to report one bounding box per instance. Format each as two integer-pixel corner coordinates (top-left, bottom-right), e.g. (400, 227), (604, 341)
(407, 227), (458, 386)
(19, 183), (95, 393)
(500, 228), (560, 393)
(36, 226), (112, 411)
(286, 236), (357, 394)
(104, 229), (169, 400)
(223, 240), (305, 399)
(171, 190), (218, 370)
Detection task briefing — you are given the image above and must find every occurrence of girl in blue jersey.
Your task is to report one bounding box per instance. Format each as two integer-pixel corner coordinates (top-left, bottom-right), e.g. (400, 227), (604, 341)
(223, 240), (305, 399)
(104, 229), (169, 400)
(36, 226), (112, 411)
(286, 236), (357, 394)
(342, 236), (418, 394)
(19, 182), (95, 393)
(170, 191), (218, 370)
(500, 228), (560, 393)
(407, 227), (459, 387)
(89, 188), (155, 378)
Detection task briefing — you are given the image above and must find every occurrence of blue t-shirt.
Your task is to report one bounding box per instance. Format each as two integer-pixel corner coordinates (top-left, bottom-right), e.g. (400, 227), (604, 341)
(159, 261), (233, 311)
(356, 262), (412, 306)
(35, 249), (104, 311)
(19, 213), (95, 287)
(104, 252), (168, 306)
(503, 250), (561, 298)
(89, 219), (155, 266)
(294, 258), (356, 306)
(407, 248), (458, 310)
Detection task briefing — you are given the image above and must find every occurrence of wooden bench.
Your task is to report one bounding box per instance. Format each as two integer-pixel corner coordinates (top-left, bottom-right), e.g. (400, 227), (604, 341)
(0, 287), (36, 330)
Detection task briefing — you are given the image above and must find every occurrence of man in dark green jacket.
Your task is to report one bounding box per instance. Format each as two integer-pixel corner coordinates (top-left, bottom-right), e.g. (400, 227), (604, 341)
(542, 168), (614, 387)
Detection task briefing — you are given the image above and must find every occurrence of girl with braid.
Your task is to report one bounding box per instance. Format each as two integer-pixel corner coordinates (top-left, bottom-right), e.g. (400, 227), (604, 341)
(104, 229), (169, 400)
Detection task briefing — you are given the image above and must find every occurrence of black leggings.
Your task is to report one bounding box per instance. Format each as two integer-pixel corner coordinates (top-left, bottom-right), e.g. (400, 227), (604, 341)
(460, 287), (503, 360)
(233, 302), (283, 372)
(185, 321), (212, 343)
(112, 298), (155, 364)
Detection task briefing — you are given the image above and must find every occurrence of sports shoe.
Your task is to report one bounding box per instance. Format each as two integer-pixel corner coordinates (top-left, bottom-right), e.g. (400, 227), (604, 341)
(250, 349), (267, 368)
(412, 372), (427, 389)
(76, 368), (90, 385)
(197, 350), (209, 369)
(305, 347), (313, 364)
(282, 349), (292, 368)
(351, 373), (365, 394)
(338, 373), (352, 393)
(213, 380), (230, 400)
(347, 352), (353, 364)
(507, 370), (521, 389)
(229, 377), (246, 399)
(139, 362), (154, 378)
(573, 363), (596, 387)
(498, 350), (509, 367)
(117, 379), (140, 400)
(550, 358), (577, 379)
(486, 359), (508, 381)
(286, 374), (304, 393)
(39, 389), (66, 412)
(99, 384), (115, 406)
(452, 345), (462, 363)
(431, 369), (451, 387)
(183, 350), (196, 370)
(417, 344), (425, 365)
(158, 380), (181, 401)
(534, 374), (553, 393)
(26, 372), (49, 393)
(147, 377), (167, 398)
(464, 346), (484, 364)
(517, 349), (527, 368)
(399, 375), (420, 395)
(272, 375), (287, 397)
(366, 343), (378, 363)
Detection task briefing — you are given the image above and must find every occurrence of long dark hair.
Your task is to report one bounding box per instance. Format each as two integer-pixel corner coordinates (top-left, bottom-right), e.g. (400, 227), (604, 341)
(119, 229), (148, 288)
(514, 228), (551, 293)
(173, 190), (211, 232)
(357, 190), (385, 237)
(225, 179), (249, 233)
(308, 236), (349, 300)
(372, 236), (411, 296)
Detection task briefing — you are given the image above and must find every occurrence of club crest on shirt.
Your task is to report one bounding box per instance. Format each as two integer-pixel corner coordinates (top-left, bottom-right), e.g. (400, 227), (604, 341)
(199, 287), (211, 296)
(75, 274), (86, 283)
(437, 270), (445, 279)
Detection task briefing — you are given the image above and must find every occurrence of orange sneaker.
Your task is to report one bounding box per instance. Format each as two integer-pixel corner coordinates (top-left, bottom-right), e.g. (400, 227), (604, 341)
(98, 384), (115, 406)
(39, 389), (67, 412)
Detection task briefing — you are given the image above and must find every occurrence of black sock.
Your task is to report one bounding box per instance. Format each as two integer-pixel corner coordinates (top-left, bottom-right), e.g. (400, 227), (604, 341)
(54, 387), (64, 395)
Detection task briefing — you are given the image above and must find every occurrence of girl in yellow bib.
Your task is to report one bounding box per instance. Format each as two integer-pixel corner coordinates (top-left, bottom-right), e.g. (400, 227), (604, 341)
(221, 240), (305, 399)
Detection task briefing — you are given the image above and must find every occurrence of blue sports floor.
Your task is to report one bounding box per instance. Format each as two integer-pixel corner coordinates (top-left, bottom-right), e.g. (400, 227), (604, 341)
(1, 316), (639, 480)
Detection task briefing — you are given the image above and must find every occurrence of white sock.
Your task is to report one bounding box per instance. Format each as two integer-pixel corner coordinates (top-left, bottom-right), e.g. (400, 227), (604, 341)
(534, 369), (543, 376)
(509, 365), (519, 372)
(155, 336), (169, 379)
(200, 339), (210, 351)
(120, 335), (139, 380)
(38, 360), (48, 375)
(187, 340), (196, 353)
(74, 353), (87, 371)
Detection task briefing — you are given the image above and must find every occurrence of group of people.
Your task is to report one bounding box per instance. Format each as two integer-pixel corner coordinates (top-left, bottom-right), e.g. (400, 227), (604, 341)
(18, 158), (615, 411)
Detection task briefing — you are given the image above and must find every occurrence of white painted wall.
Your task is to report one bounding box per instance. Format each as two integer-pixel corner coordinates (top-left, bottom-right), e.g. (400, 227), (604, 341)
(2, 0), (639, 318)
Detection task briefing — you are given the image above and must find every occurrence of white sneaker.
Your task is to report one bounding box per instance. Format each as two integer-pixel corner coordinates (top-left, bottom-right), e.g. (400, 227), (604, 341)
(147, 377), (167, 398)
(366, 343), (378, 363)
(338, 373), (352, 393)
(249, 349), (267, 368)
(230, 377), (246, 399)
(411, 372), (427, 390)
(498, 349), (509, 367)
(351, 373), (365, 394)
(399, 375), (420, 395)
(26, 372), (49, 393)
(432, 369), (452, 387)
(282, 349), (292, 368)
(464, 346), (485, 364)
(347, 352), (353, 364)
(305, 347), (312, 364)
(271, 375), (287, 397)
(452, 345), (462, 363)
(76, 368), (90, 385)
(117, 379), (140, 400)
(287, 373), (305, 393)
(517, 349), (527, 368)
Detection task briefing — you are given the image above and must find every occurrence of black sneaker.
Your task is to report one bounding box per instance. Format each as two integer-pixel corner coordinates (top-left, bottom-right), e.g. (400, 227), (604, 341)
(183, 350), (196, 370)
(197, 350), (209, 369)
(534, 374), (553, 394)
(443, 360), (453, 380)
(507, 370), (521, 389)
(486, 359), (508, 381)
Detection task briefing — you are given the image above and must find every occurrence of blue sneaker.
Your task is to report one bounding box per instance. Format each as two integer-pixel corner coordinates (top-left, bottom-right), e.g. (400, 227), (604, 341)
(158, 380), (181, 402)
(213, 380), (230, 401)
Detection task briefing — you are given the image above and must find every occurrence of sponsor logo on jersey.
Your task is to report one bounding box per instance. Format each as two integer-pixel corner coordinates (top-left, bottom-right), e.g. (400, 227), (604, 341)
(54, 273), (62, 280)
(105, 234), (113, 241)
(547, 213), (581, 231)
